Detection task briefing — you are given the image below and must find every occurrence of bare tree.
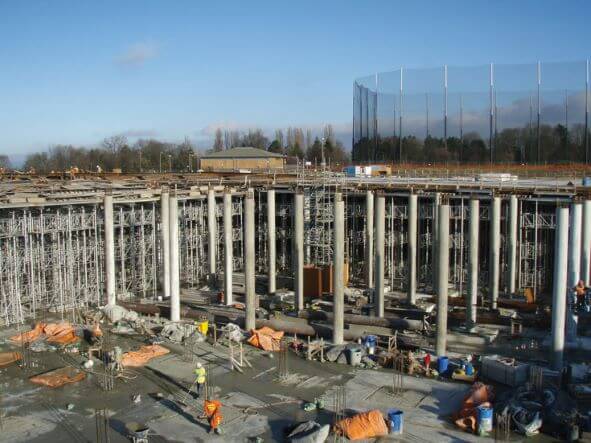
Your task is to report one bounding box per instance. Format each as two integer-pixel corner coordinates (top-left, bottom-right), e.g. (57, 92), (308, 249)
(102, 135), (128, 154)
(0, 155), (11, 170)
(213, 128), (224, 151)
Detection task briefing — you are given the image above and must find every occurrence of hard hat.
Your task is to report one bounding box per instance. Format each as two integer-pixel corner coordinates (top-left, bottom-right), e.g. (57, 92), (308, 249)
(196, 362), (202, 368)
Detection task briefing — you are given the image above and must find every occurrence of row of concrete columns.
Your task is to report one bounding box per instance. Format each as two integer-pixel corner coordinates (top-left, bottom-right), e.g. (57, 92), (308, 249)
(103, 188), (590, 360)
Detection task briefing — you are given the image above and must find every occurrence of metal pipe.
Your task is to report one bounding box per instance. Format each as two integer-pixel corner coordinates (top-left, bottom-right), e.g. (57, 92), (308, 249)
(244, 189), (256, 331)
(333, 193), (345, 344)
(507, 195), (518, 294)
(104, 193), (116, 306)
(374, 193), (385, 317)
(160, 190), (170, 300)
(407, 193), (418, 305)
(551, 206), (569, 370)
(267, 189), (277, 294)
(436, 204), (450, 357)
(169, 193), (180, 321)
(489, 196), (501, 309)
(468, 198), (479, 329)
(223, 189), (233, 305)
(294, 190), (304, 311)
(365, 190), (374, 288)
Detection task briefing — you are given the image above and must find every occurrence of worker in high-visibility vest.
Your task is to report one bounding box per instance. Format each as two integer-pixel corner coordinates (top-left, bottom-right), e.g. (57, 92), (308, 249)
(194, 362), (206, 398)
(203, 399), (223, 434)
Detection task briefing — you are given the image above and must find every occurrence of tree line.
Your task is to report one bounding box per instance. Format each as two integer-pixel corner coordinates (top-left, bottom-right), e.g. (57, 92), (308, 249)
(21, 125), (349, 174)
(353, 123), (591, 164)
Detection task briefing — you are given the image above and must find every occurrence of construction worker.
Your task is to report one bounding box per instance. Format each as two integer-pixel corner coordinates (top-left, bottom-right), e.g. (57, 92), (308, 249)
(575, 280), (587, 307)
(194, 362), (206, 398)
(203, 399), (223, 434)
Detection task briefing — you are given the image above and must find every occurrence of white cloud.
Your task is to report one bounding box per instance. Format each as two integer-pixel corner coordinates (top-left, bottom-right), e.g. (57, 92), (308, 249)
(115, 42), (159, 67)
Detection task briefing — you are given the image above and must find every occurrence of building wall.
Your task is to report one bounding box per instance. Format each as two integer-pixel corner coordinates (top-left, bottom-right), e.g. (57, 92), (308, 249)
(201, 157), (284, 171)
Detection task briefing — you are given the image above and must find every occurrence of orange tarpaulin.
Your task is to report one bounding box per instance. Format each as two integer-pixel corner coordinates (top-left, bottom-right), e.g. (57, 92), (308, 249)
(0, 352), (22, 368)
(453, 382), (494, 433)
(30, 366), (86, 388)
(44, 323), (79, 345)
(10, 322), (79, 345)
(247, 327), (284, 351)
(334, 410), (389, 440)
(121, 344), (170, 367)
(10, 323), (46, 344)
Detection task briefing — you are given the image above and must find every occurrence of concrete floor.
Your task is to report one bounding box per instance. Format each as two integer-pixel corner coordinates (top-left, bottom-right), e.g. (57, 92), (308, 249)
(0, 315), (519, 443)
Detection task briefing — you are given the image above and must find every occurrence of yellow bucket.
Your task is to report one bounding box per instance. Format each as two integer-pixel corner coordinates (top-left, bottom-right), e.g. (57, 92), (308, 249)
(197, 320), (209, 335)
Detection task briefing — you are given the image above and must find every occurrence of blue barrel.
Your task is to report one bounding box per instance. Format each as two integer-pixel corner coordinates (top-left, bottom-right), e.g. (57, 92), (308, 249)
(437, 356), (449, 374)
(477, 406), (493, 434)
(387, 409), (404, 435)
(583, 177), (591, 187)
(465, 362), (474, 376)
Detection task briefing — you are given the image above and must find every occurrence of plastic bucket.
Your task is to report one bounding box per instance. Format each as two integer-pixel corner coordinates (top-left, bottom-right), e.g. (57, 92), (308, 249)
(387, 409), (404, 435)
(437, 356), (449, 374)
(465, 363), (474, 376)
(347, 348), (363, 366)
(477, 406), (493, 434)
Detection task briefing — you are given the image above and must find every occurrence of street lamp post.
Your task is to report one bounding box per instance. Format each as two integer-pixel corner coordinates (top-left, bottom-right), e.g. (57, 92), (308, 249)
(168, 154), (172, 172)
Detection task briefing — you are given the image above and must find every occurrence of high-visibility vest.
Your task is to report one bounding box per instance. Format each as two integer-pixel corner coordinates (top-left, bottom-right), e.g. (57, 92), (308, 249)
(194, 367), (206, 384)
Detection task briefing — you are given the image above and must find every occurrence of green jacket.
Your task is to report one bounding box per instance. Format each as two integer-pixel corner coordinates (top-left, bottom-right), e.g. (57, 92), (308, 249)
(194, 367), (206, 384)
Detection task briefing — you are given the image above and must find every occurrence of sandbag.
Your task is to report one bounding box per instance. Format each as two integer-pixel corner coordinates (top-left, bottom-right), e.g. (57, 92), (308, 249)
(0, 352), (22, 368)
(247, 326), (284, 351)
(121, 345), (170, 367)
(30, 366), (86, 388)
(334, 410), (388, 440)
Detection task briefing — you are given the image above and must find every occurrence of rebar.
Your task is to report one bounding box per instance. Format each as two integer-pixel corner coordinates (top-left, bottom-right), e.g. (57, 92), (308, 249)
(278, 339), (289, 381)
(95, 408), (111, 443)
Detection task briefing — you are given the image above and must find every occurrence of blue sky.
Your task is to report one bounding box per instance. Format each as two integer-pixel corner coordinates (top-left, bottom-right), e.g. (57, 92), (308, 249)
(0, 0), (589, 159)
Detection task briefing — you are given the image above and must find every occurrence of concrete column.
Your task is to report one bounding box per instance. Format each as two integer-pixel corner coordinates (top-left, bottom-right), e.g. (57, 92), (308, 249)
(407, 193), (418, 305)
(207, 187), (217, 278)
(374, 193), (386, 317)
(432, 192), (441, 293)
(581, 200), (591, 286)
(223, 190), (233, 305)
(507, 195), (518, 295)
(489, 196), (501, 309)
(169, 193), (180, 321)
(467, 198), (479, 329)
(244, 189), (256, 331)
(551, 206), (569, 370)
(104, 194), (116, 306)
(294, 190), (304, 311)
(267, 189), (277, 294)
(160, 190), (170, 300)
(365, 190), (374, 288)
(436, 204), (450, 357)
(333, 193), (345, 345)
(569, 202), (583, 288)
